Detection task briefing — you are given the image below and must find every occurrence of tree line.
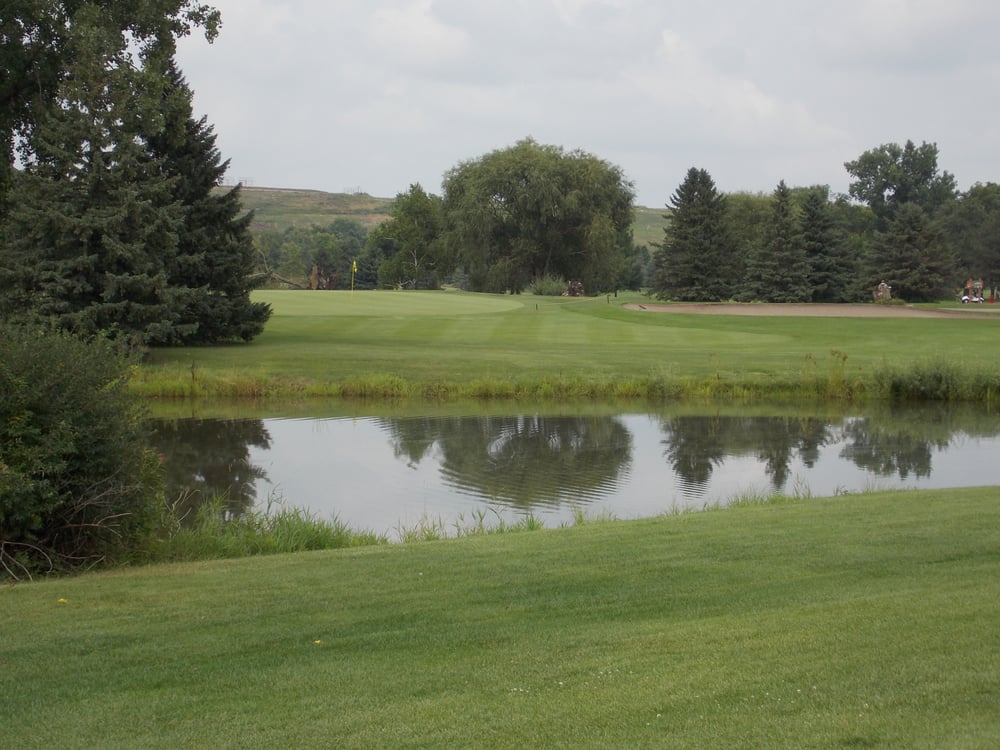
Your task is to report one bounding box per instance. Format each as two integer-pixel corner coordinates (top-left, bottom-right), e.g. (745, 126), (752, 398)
(260, 139), (1000, 305)
(653, 141), (1000, 303)
(4, 4), (1000, 353)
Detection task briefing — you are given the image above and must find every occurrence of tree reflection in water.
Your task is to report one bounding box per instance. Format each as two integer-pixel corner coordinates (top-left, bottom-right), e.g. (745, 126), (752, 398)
(839, 418), (937, 479)
(380, 415), (632, 510)
(149, 419), (272, 523)
(660, 416), (834, 494)
(149, 404), (1000, 526)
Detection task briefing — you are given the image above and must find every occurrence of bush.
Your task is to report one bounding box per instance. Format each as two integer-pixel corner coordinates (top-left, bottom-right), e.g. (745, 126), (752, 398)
(0, 326), (161, 578)
(528, 274), (568, 296)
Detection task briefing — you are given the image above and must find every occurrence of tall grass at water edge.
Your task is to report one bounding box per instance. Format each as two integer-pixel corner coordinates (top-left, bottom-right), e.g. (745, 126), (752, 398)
(149, 495), (386, 562)
(872, 356), (1000, 402)
(149, 480), (849, 564)
(150, 495), (569, 563)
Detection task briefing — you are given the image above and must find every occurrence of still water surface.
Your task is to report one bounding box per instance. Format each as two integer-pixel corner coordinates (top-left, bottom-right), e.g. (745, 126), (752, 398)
(151, 405), (1000, 536)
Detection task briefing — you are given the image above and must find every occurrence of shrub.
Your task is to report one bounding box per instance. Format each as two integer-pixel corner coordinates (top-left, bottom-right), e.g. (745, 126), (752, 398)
(527, 274), (568, 296)
(0, 326), (161, 578)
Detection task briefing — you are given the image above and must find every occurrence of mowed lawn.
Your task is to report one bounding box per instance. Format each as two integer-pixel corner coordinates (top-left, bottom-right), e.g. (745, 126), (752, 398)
(4, 488), (999, 748)
(139, 290), (1000, 395)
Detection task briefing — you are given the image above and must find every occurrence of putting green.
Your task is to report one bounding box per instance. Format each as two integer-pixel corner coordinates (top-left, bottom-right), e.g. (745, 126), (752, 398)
(261, 289), (525, 317)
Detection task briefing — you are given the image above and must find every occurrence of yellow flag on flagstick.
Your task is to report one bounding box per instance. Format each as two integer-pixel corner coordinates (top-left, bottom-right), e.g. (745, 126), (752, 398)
(351, 259), (357, 296)
(352, 260), (357, 273)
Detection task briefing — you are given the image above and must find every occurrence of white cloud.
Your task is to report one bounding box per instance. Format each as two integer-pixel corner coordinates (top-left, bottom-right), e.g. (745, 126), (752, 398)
(174, 0), (1000, 205)
(367, 0), (470, 69)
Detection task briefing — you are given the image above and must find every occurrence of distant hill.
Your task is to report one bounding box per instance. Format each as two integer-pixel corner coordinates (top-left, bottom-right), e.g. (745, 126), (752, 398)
(231, 185), (667, 245)
(232, 186), (393, 232)
(633, 205), (667, 248)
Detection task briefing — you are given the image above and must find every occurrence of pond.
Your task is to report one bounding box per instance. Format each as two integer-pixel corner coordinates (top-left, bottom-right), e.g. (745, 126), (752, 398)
(150, 403), (1000, 537)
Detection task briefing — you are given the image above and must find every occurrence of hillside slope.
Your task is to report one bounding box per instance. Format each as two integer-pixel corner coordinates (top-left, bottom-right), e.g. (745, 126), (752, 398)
(234, 186), (393, 232)
(229, 185), (667, 243)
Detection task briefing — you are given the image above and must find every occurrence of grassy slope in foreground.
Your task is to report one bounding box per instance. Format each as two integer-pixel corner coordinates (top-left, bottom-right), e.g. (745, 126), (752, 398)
(4, 487), (999, 749)
(137, 289), (1000, 400)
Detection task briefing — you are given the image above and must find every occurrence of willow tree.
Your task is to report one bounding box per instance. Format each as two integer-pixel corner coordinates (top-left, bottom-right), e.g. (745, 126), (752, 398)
(441, 138), (635, 294)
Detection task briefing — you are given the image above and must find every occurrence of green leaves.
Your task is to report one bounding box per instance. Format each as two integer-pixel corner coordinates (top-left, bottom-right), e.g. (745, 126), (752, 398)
(0, 325), (160, 575)
(845, 140), (958, 224)
(442, 138), (635, 294)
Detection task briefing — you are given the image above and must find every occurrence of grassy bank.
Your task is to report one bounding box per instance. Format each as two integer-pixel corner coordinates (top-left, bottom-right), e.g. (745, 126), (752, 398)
(4, 487), (998, 748)
(135, 290), (1000, 403)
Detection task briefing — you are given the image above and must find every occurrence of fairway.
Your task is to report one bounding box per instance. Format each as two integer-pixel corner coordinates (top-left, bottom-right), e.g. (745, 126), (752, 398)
(263, 288), (526, 317)
(4, 488), (999, 748)
(138, 290), (1000, 401)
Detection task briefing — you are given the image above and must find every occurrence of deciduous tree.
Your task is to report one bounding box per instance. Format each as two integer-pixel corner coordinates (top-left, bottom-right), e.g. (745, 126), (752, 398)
(845, 140), (957, 225)
(937, 182), (1000, 286)
(441, 138), (634, 294)
(368, 184), (448, 289)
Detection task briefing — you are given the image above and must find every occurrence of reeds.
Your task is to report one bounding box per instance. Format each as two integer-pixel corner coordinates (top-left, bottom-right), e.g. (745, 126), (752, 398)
(132, 352), (998, 404)
(872, 356), (1000, 403)
(150, 495), (386, 562)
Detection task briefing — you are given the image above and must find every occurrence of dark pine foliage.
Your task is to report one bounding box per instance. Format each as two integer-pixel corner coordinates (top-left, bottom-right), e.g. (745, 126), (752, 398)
(800, 187), (852, 302)
(652, 167), (735, 301)
(873, 203), (956, 302)
(743, 180), (810, 302)
(0, 53), (185, 346)
(145, 64), (271, 344)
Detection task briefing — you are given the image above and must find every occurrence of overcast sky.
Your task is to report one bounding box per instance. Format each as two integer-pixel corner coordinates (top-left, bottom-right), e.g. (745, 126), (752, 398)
(174, 0), (1000, 207)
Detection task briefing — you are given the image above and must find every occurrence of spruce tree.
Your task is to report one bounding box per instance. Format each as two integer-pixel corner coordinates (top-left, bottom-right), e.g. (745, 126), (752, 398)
(652, 168), (734, 301)
(872, 203), (955, 302)
(0, 45), (185, 345)
(743, 180), (809, 302)
(146, 64), (271, 343)
(800, 187), (851, 302)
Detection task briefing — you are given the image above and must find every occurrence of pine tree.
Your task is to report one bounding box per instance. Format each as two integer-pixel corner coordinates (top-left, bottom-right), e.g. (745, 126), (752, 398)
(742, 180), (810, 302)
(800, 187), (852, 302)
(145, 64), (271, 343)
(652, 168), (734, 301)
(872, 203), (955, 302)
(0, 46), (185, 345)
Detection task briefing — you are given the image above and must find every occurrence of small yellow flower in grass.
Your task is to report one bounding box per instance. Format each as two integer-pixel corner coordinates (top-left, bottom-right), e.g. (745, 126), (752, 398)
(57, 598), (68, 605)
(313, 639), (322, 645)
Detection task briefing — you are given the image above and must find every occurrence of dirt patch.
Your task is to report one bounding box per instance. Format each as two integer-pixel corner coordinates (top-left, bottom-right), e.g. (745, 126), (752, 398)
(624, 302), (1000, 319)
